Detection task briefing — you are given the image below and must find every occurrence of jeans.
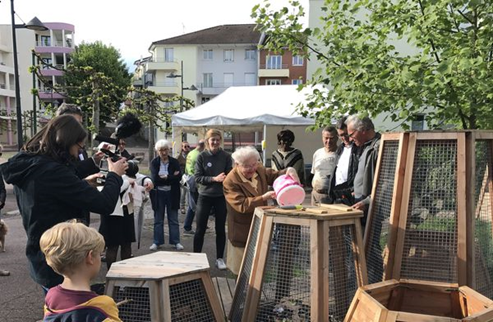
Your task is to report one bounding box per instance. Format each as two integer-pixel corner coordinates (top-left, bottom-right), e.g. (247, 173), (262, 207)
(153, 189), (180, 245)
(193, 194), (227, 259)
(184, 187), (198, 231)
(180, 185), (187, 209)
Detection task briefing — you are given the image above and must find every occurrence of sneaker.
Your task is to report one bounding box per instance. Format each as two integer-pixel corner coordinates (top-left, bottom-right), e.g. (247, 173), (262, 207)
(149, 244), (159, 251)
(0, 270), (10, 276)
(183, 229), (195, 235)
(175, 243), (184, 250)
(215, 258), (227, 270)
(180, 208), (186, 214)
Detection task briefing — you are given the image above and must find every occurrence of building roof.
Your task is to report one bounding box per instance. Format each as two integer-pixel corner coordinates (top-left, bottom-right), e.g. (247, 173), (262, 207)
(150, 24), (260, 48)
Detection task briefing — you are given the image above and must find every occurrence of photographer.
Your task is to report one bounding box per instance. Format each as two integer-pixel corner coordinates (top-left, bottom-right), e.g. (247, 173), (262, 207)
(0, 115), (128, 290)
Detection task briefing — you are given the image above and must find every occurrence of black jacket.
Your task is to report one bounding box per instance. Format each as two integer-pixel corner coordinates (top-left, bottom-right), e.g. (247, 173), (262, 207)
(149, 156), (181, 210)
(0, 152), (123, 288)
(195, 149), (232, 197)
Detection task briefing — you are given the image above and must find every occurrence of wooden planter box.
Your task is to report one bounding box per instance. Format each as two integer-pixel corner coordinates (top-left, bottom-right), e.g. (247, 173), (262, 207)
(345, 279), (493, 321)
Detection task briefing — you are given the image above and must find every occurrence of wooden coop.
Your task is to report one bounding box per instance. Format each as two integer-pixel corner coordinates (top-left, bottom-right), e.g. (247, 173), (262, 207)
(105, 251), (224, 322)
(345, 279), (493, 321)
(364, 131), (493, 298)
(229, 205), (368, 322)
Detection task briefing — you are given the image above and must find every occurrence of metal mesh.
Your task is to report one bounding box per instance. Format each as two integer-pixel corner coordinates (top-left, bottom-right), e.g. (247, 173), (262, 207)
(255, 223), (311, 322)
(328, 225), (359, 322)
(366, 140), (399, 284)
(169, 278), (215, 322)
(474, 141), (493, 299)
(111, 286), (151, 322)
(230, 214), (261, 322)
(400, 140), (458, 282)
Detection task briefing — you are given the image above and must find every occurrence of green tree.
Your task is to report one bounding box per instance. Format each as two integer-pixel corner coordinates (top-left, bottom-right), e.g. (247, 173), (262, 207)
(254, 0), (493, 129)
(63, 41), (131, 126)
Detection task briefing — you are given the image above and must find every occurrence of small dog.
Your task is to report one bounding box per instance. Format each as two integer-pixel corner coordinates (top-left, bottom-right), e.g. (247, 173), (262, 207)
(0, 219), (8, 252)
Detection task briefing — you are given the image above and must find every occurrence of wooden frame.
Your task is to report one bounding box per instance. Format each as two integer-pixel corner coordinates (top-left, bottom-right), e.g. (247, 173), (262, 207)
(105, 252), (225, 322)
(345, 279), (493, 321)
(231, 205), (367, 322)
(364, 131), (493, 298)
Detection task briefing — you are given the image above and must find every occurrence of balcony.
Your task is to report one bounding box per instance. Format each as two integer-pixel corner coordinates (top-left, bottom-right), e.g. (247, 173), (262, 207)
(145, 60), (179, 72)
(258, 64), (290, 78)
(147, 84), (180, 95)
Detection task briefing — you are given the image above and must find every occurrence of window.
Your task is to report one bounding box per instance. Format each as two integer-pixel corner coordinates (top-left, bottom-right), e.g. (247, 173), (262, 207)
(164, 48), (174, 62)
(41, 36), (51, 46)
(411, 114), (425, 131)
(292, 79), (303, 85)
(245, 49), (256, 60)
(224, 49), (234, 62)
(244, 73), (256, 86)
(266, 55), (282, 69)
(224, 73), (234, 87)
(42, 58), (52, 70)
(203, 73), (213, 88)
(292, 55), (303, 66)
(266, 79), (281, 85)
(203, 49), (213, 60)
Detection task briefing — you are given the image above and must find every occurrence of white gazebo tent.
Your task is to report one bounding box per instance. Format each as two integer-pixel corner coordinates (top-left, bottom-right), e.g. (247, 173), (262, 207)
(171, 85), (324, 165)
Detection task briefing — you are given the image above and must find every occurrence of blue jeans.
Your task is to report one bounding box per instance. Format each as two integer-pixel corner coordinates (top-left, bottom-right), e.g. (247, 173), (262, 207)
(184, 185), (198, 231)
(153, 189), (180, 245)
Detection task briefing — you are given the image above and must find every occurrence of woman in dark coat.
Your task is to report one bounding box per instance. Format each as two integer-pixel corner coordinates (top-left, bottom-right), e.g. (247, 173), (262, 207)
(0, 115), (127, 289)
(149, 139), (183, 251)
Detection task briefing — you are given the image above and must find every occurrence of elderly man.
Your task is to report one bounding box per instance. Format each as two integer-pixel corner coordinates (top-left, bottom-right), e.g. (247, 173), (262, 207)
(346, 115), (381, 225)
(310, 126), (339, 205)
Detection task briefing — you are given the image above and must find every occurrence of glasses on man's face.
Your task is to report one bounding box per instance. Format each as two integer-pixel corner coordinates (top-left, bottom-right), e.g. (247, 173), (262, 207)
(183, 145), (190, 149)
(347, 130), (358, 138)
(77, 143), (85, 150)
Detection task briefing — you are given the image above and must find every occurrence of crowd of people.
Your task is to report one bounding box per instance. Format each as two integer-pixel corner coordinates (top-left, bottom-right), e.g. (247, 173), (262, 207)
(0, 102), (382, 320)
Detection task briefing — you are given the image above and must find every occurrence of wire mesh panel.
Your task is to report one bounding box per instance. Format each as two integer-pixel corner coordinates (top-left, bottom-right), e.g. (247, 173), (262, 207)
(400, 140), (458, 283)
(474, 140), (493, 299)
(366, 140), (400, 284)
(230, 214), (261, 322)
(255, 223), (311, 322)
(111, 286), (151, 322)
(328, 225), (359, 322)
(169, 278), (214, 322)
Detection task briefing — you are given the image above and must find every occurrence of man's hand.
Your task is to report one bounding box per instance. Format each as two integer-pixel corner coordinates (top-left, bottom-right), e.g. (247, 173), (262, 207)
(92, 151), (105, 166)
(85, 173), (105, 188)
(352, 201), (367, 211)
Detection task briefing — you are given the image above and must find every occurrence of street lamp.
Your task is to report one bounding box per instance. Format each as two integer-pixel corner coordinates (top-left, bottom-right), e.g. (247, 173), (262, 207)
(10, 0), (47, 149)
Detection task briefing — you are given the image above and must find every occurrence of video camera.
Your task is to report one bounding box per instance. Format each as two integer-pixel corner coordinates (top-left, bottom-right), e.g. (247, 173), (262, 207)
(94, 113), (142, 184)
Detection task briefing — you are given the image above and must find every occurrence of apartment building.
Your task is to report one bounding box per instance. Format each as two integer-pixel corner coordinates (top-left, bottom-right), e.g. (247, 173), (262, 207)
(258, 33), (308, 86)
(144, 24), (260, 107)
(34, 22), (75, 112)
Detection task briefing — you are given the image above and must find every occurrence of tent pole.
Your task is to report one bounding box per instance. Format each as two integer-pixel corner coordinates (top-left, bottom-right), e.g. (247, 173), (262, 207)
(262, 124), (267, 166)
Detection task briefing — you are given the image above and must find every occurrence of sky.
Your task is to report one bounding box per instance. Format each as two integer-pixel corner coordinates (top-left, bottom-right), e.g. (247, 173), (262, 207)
(0, 0), (308, 72)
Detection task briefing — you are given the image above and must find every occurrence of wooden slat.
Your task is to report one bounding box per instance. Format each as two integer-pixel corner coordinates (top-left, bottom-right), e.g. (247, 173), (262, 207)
(392, 133), (417, 279)
(465, 132), (476, 287)
(384, 133), (409, 280)
(354, 219), (369, 286)
(310, 219), (328, 321)
(149, 281), (163, 321)
(457, 132), (468, 286)
(415, 132), (460, 140)
(243, 215), (273, 321)
(199, 271), (225, 322)
(161, 279), (171, 321)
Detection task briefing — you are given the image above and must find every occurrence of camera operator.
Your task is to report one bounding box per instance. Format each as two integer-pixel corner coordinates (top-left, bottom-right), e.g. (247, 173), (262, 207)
(56, 103), (104, 179)
(0, 115), (128, 291)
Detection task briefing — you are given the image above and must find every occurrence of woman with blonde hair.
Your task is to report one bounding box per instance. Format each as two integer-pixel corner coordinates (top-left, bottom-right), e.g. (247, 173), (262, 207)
(193, 129), (232, 270)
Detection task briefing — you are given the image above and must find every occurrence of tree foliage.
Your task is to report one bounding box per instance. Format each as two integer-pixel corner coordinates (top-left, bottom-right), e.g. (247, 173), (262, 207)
(63, 41), (131, 126)
(253, 0), (493, 129)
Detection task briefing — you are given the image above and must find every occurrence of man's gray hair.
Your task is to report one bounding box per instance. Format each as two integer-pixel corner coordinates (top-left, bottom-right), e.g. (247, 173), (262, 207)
(155, 139), (171, 151)
(346, 115), (374, 131)
(232, 146), (260, 164)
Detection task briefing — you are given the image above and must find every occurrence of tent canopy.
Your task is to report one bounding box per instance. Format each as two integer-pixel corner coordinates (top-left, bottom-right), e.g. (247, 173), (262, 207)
(171, 85), (316, 133)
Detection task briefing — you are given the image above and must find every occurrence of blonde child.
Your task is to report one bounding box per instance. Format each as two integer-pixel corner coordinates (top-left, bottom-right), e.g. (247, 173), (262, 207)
(40, 220), (121, 321)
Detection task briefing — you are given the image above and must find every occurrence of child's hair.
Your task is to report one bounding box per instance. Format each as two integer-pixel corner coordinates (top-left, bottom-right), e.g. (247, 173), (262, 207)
(40, 220), (105, 276)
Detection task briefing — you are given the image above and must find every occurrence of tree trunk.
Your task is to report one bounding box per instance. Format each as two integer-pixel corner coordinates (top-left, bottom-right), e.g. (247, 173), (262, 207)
(147, 104), (155, 168)
(92, 80), (100, 149)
